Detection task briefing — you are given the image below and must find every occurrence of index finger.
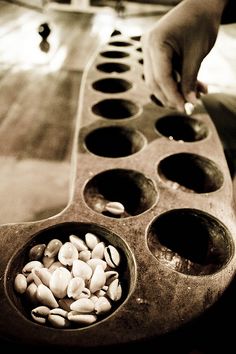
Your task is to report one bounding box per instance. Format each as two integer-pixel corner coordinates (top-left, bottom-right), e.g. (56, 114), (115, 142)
(149, 41), (185, 111)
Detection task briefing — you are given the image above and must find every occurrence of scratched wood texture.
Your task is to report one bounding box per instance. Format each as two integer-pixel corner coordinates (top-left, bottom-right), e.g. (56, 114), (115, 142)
(0, 0), (115, 223)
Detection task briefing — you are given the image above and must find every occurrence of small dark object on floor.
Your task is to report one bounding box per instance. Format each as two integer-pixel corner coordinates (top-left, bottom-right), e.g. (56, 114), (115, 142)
(39, 39), (50, 53)
(38, 22), (51, 40)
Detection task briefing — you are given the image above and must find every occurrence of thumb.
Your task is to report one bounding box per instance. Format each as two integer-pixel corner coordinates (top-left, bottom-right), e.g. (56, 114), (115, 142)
(181, 50), (202, 104)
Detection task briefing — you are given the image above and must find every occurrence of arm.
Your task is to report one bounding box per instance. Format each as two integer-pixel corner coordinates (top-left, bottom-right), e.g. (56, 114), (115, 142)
(141, 0), (229, 112)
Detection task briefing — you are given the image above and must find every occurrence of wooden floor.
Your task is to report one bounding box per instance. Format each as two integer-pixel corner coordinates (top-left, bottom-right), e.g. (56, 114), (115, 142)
(0, 0), (115, 223)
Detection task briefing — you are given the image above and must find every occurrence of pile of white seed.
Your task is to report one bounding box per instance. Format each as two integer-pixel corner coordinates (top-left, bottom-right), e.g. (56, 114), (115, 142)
(14, 232), (123, 328)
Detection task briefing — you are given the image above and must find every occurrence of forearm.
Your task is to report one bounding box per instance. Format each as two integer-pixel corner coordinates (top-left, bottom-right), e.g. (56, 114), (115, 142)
(177, 0), (229, 21)
(182, 0), (234, 25)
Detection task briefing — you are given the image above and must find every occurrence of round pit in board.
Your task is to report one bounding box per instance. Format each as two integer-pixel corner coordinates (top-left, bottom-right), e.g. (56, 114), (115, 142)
(155, 114), (208, 142)
(83, 168), (157, 218)
(130, 35), (141, 41)
(92, 98), (139, 120)
(84, 126), (145, 158)
(108, 41), (132, 47)
(158, 152), (224, 193)
(147, 208), (234, 276)
(8, 223), (134, 329)
(96, 62), (130, 73)
(100, 50), (129, 59)
(92, 78), (132, 94)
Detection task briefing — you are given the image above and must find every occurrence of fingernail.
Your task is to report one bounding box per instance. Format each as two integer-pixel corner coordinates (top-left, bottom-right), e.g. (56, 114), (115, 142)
(186, 91), (197, 104)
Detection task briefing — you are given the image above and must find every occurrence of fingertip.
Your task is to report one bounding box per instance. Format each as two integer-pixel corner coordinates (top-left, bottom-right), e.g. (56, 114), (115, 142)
(197, 81), (208, 94)
(177, 102), (185, 113)
(185, 91), (198, 105)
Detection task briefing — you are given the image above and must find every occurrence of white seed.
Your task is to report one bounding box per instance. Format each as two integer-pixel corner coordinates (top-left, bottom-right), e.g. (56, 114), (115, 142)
(184, 101), (194, 116)
(107, 279), (122, 301)
(91, 242), (105, 259)
(48, 314), (70, 328)
(69, 235), (88, 251)
(94, 296), (111, 315)
(68, 312), (97, 324)
(50, 308), (68, 318)
(78, 287), (91, 299)
(14, 273), (27, 294)
(25, 282), (38, 305)
(105, 271), (119, 285)
(49, 267), (72, 299)
(104, 245), (120, 268)
(44, 239), (62, 258)
(48, 261), (64, 273)
(70, 298), (94, 313)
(22, 261), (43, 276)
(79, 250), (91, 262)
(67, 277), (85, 299)
(85, 233), (100, 250)
(87, 258), (107, 272)
(26, 272), (35, 284)
(37, 284), (59, 308)
(34, 268), (51, 287)
(89, 265), (106, 293)
(105, 201), (125, 215)
(90, 295), (99, 304)
(30, 269), (43, 286)
(72, 259), (92, 281)
(31, 306), (50, 324)
(29, 244), (46, 261)
(94, 289), (106, 297)
(58, 242), (78, 266)
(42, 255), (55, 268)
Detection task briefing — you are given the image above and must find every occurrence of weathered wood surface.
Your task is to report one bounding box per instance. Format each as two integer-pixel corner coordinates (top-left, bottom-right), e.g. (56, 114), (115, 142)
(0, 0), (114, 223)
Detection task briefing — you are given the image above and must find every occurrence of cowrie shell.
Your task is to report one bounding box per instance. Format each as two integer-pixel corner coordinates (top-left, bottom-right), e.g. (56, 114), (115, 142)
(94, 296), (111, 314)
(104, 245), (120, 268)
(48, 314), (70, 328)
(58, 242), (78, 266)
(72, 259), (92, 281)
(70, 298), (95, 313)
(31, 306), (50, 324)
(105, 201), (125, 215)
(67, 277), (85, 299)
(44, 239), (62, 258)
(37, 284), (59, 308)
(49, 267), (72, 299)
(91, 242), (105, 259)
(22, 261), (43, 276)
(69, 235), (88, 251)
(107, 278), (122, 301)
(14, 273), (27, 294)
(89, 264), (106, 293)
(85, 233), (100, 250)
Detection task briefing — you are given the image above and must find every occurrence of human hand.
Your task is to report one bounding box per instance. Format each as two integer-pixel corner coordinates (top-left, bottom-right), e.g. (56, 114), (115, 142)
(141, 0), (227, 112)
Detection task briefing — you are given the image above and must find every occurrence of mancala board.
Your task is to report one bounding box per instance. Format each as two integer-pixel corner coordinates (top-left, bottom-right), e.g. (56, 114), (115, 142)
(1, 30), (236, 349)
